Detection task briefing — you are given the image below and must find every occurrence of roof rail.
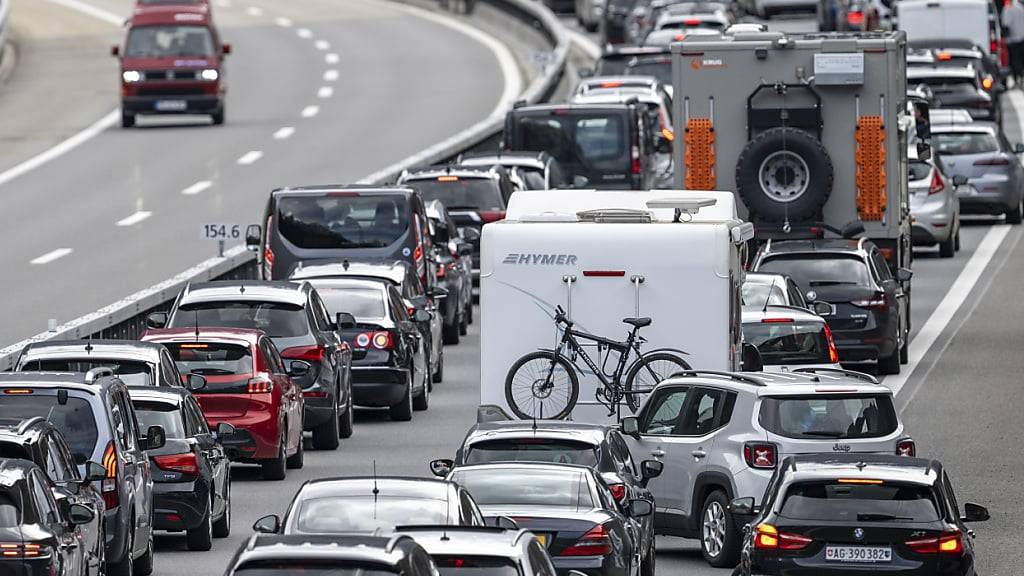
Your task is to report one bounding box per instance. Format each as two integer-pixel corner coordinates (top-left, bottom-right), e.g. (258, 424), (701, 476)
(84, 367), (114, 384)
(17, 416), (46, 435)
(791, 367), (879, 385)
(668, 370), (766, 386)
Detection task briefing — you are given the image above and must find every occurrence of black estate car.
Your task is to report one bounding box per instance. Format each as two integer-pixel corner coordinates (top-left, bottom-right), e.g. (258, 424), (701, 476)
(225, 534), (440, 576)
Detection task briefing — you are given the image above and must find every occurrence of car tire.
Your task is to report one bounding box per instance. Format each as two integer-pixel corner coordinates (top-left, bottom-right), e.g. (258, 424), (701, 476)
(432, 350), (444, 384)
(878, 348), (901, 375)
(466, 301), (474, 324)
(312, 400), (340, 450)
(389, 375), (414, 421)
(121, 112), (135, 129)
(212, 480), (230, 538)
(338, 393), (354, 439)
(108, 522), (133, 576)
(1005, 195), (1023, 224)
(700, 490), (741, 568)
(211, 106), (225, 126)
(443, 320), (460, 345)
(939, 231), (955, 258)
(286, 431), (304, 469)
(641, 539), (656, 576)
(186, 508), (213, 551)
(955, 227), (961, 252)
(413, 374), (430, 411)
(459, 310), (468, 336)
(736, 127), (833, 223)
(261, 441), (287, 481)
(134, 519), (154, 576)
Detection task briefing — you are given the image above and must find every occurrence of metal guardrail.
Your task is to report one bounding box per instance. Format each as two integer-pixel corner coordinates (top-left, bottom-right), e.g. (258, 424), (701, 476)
(0, 0), (573, 371)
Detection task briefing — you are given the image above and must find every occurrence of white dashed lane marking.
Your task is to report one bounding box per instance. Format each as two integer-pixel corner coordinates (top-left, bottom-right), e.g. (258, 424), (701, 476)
(182, 180), (212, 196)
(30, 249), (72, 265)
(236, 151), (264, 165)
(297, 28), (313, 39)
(301, 106), (320, 118)
(273, 127), (296, 140)
(324, 70), (339, 82)
(116, 211), (152, 227)
(325, 53), (340, 64)
(315, 40), (330, 51)
(245, 6), (262, 16)
(318, 86), (334, 99)
(275, 17), (293, 27)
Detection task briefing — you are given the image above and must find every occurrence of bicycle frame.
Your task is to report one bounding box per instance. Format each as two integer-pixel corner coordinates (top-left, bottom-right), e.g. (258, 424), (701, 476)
(555, 325), (645, 414)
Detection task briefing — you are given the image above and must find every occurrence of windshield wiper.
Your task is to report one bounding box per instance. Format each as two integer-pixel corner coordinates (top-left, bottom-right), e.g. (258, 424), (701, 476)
(857, 513), (913, 522)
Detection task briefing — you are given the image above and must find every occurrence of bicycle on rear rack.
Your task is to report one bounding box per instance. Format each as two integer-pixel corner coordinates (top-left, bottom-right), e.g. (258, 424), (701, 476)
(504, 305), (690, 420)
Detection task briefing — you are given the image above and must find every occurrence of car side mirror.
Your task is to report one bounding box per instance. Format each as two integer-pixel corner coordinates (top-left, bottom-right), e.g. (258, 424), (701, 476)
(962, 502), (990, 522)
(288, 360), (311, 377)
(253, 514), (280, 533)
(144, 425), (166, 450)
(640, 460), (663, 484)
(429, 458), (454, 477)
(729, 496), (758, 516)
(812, 301), (836, 316)
(458, 242), (474, 256)
(336, 312), (357, 330)
(656, 137), (672, 154)
(572, 175), (590, 189)
(628, 499), (653, 517)
(1015, 143), (1024, 154)
(952, 174), (969, 186)
(245, 224), (261, 251)
(111, 45), (120, 57)
(186, 373), (207, 392)
(84, 461), (106, 483)
(146, 312), (168, 329)
(620, 416), (640, 439)
(741, 342), (764, 372)
(222, 43), (232, 55)
(916, 141), (932, 161)
(68, 503), (96, 526)
(896, 267), (913, 283)
(414, 309), (432, 323)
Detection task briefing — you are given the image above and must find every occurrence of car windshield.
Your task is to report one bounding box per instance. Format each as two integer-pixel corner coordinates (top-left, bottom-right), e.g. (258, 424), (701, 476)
(0, 493), (20, 527)
(932, 132), (999, 155)
(515, 113), (629, 180)
(757, 254), (871, 288)
(164, 342), (254, 393)
(908, 161), (932, 182)
(125, 25), (214, 58)
(780, 481), (941, 522)
(759, 394), (898, 439)
(466, 439), (599, 466)
(624, 59), (672, 85)
(277, 195), (410, 250)
(451, 468), (594, 508)
(234, 565), (398, 576)
(910, 77), (976, 92)
(170, 302), (309, 338)
(742, 281), (788, 309)
(312, 286), (387, 321)
(0, 394), (98, 464)
(434, 556), (520, 576)
(19, 359), (153, 387)
(744, 321), (832, 365)
(292, 496), (450, 533)
(131, 401), (186, 439)
(404, 178), (505, 211)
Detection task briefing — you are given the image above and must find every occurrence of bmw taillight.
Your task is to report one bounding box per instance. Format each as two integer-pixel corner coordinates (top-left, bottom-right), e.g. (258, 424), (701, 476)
(559, 524), (612, 556)
(101, 440), (119, 510)
(929, 170), (945, 195)
(743, 442), (777, 469)
(906, 530), (964, 555)
(897, 438), (916, 457)
(608, 483), (627, 502)
(754, 524), (778, 549)
(153, 452), (199, 476)
(281, 345), (326, 363)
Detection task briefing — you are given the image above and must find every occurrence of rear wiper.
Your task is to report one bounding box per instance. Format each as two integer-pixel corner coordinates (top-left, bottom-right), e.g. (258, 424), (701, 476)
(857, 513), (913, 522)
(800, 430), (845, 437)
(446, 205), (484, 211)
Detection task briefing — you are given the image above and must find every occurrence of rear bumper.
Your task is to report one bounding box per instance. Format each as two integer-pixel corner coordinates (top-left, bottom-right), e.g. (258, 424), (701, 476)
(122, 94), (222, 114)
(153, 480), (210, 531)
(352, 367), (409, 407)
(302, 395), (336, 430)
(212, 419), (278, 461)
(832, 323), (897, 361)
(104, 507), (132, 565)
(552, 556), (624, 576)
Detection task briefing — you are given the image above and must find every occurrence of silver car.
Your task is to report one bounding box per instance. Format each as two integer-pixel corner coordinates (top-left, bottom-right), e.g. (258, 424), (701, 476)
(909, 155), (961, 257)
(932, 121), (1024, 224)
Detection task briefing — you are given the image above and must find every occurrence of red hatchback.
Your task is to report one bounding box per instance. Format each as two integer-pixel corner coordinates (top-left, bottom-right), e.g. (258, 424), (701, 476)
(141, 328), (305, 480)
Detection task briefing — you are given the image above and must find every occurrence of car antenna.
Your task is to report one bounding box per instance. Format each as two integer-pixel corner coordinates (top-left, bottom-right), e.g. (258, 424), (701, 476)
(441, 486), (451, 541)
(343, 259), (350, 271)
(763, 276), (780, 313)
(239, 284), (246, 294)
(84, 337), (93, 354)
(373, 460), (379, 519)
(194, 308), (201, 342)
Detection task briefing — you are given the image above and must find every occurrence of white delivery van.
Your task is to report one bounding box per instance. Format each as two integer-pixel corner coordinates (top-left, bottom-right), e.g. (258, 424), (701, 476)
(896, 0), (1001, 59)
(478, 189), (754, 424)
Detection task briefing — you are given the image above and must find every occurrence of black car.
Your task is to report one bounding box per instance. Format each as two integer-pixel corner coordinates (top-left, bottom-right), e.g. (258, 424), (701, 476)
(0, 371), (163, 576)
(907, 65), (996, 123)
(151, 280), (355, 450)
(752, 239), (912, 375)
(732, 454), (989, 576)
(395, 526), (558, 576)
(225, 534), (440, 576)
(425, 199), (473, 343)
(431, 420), (663, 576)
(283, 275), (431, 421)
(16, 339), (189, 388)
(127, 386), (232, 551)
(246, 185), (437, 287)
(448, 462), (653, 576)
(602, 0), (638, 45)
(0, 459), (98, 576)
(253, 476), (484, 535)
(0, 418), (106, 576)
(456, 150), (568, 190)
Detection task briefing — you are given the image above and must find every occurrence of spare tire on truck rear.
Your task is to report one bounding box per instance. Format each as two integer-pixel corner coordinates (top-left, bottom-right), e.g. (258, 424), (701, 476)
(735, 126), (834, 222)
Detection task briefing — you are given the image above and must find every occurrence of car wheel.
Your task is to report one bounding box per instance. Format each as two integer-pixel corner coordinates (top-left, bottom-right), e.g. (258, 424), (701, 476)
(312, 399), (340, 450)
(121, 111), (135, 129)
(955, 227), (962, 251)
(459, 309), (468, 336)
(389, 374), (414, 421)
(1006, 195), (1023, 224)
(261, 440), (287, 481)
(133, 517), (154, 576)
(878, 348), (901, 374)
(466, 301), (474, 324)
(108, 521), (133, 576)
(939, 231), (955, 258)
(443, 320), (460, 345)
(186, 506), (213, 551)
(338, 392), (354, 439)
(413, 373), (430, 411)
(700, 490), (741, 568)
(212, 479), (230, 538)
(211, 106), (225, 126)
(286, 430), (304, 469)
(432, 350), (444, 384)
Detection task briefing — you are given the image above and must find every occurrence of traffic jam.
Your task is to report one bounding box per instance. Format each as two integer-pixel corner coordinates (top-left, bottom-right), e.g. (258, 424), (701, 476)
(0, 0), (1019, 574)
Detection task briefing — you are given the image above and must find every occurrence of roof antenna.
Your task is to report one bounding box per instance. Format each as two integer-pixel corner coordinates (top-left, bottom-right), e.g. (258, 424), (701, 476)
(194, 308), (201, 342)
(763, 276), (780, 313)
(84, 336), (93, 355)
(373, 460), (379, 520)
(343, 259), (350, 271)
(441, 485), (451, 541)
(239, 284), (246, 294)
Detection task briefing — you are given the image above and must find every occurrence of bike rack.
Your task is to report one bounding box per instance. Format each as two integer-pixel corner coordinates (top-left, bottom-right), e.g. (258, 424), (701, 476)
(562, 275), (577, 319)
(630, 275), (645, 317)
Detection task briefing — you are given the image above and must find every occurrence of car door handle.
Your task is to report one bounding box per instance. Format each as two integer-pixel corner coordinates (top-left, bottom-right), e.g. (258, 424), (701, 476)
(651, 448), (665, 458)
(691, 449), (707, 459)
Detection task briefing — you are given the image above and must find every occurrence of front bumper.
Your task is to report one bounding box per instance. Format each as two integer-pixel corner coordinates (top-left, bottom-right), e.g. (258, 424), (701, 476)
(352, 366), (409, 407)
(153, 480), (210, 531)
(122, 94), (222, 115)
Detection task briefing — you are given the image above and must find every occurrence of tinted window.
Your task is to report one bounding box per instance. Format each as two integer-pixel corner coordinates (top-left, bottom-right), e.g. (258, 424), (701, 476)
(234, 566), (398, 576)
(277, 195), (409, 249)
(641, 387), (688, 436)
(757, 254), (871, 288)
(0, 395), (98, 464)
(677, 387), (727, 436)
(21, 359), (153, 387)
(743, 321), (832, 365)
(465, 439), (599, 466)
(164, 342), (254, 392)
(759, 394), (898, 439)
(125, 25), (214, 58)
(132, 401), (186, 439)
(932, 132), (999, 154)
(434, 556), (520, 576)
(515, 114), (629, 178)
(0, 442), (29, 460)
(910, 77), (977, 91)
(171, 302), (309, 338)
(404, 178), (505, 211)
(452, 468), (593, 508)
(315, 287), (387, 320)
(0, 492), (20, 527)
(625, 59), (672, 85)
(293, 496), (450, 533)
(780, 481), (940, 522)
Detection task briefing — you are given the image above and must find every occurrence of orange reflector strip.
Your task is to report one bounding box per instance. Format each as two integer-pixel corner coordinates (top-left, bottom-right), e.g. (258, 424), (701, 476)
(600, 80), (624, 88)
(855, 116), (887, 221)
(838, 478), (884, 484)
(3, 389), (33, 394)
(685, 118), (716, 189)
(437, 175), (458, 182)
(936, 51), (952, 60)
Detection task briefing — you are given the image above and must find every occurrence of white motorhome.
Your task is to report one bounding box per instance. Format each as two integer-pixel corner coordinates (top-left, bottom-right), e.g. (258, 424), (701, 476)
(478, 189), (754, 424)
(896, 0), (1001, 60)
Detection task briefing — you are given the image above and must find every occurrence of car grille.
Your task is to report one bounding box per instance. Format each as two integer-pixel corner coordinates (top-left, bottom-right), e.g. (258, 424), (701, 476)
(138, 86), (206, 97)
(143, 70), (200, 81)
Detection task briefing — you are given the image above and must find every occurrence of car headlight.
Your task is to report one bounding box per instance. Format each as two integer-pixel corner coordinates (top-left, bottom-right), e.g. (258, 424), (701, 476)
(200, 69), (219, 81)
(122, 70), (142, 83)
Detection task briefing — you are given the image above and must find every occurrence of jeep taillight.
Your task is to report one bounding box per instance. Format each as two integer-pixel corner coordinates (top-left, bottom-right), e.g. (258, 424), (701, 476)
(897, 438), (916, 457)
(744, 442), (777, 469)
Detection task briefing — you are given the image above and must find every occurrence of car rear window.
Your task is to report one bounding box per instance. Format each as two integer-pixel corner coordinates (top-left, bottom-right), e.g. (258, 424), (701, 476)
(625, 59), (672, 86)
(294, 496), (450, 533)
(515, 114), (630, 178)
(171, 302), (309, 338)
(759, 394), (898, 439)
(910, 77), (977, 92)
(908, 161), (932, 182)
(756, 254), (871, 288)
(744, 321), (832, 365)
(0, 492), (20, 527)
(404, 177), (505, 211)
(780, 481), (941, 522)
(20, 359), (153, 387)
(125, 25), (214, 58)
(277, 195), (410, 250)
(131, 401), (186, 439)
(742, 281), (788, 309)
(933, 132), (999, 155)
(234, 565), (398, 576)
(164, 342), (254, 393)
(451, 468), (594, 508)
(315, 287), (387, 321)
(434, 556), (520, 576)
(465, 439), (599, 466)
(0, 394), (98, 464)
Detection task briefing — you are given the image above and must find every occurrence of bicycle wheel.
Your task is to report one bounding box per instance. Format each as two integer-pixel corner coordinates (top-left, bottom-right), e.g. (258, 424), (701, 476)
(624, 352), (691, 412)
(505, 351), (580, 420)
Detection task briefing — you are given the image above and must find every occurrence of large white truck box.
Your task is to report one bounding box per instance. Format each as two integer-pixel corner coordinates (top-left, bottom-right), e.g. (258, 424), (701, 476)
(478, 190), (754, 424)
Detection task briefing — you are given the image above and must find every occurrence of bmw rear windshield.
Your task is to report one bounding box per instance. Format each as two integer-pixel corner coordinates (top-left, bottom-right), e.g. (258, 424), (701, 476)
(779, 481), (940, 522)
(465, 438), (599, 466)
(744, 322), (832, 365)
(276, 195), (410, 249)
(757, 255), (871, 288)
(759, 394), (898, 439)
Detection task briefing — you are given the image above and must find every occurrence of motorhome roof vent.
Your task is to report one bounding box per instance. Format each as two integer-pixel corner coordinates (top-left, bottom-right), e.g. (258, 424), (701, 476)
(646, 198), (718, 222)
(576, 208), (653, 223)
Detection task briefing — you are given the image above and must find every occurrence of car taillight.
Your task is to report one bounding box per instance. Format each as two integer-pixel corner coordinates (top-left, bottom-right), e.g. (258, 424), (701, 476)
(779, 531), (813, 550)
(823, 324), (840, 364)
(754, 524), (778, 549)
(631, 146), (641, 175)
(153, 453), (199, 476)
(897, 438), (916, 457)
(247, 373), (274, 393)
(608, 483), (627, 502)
(281, 345), (325, 363)
(929, 170), (945, 195)
(101, 441), (119, 510)
(974, 156), (1009, 166)
(847, 10), (864, 25)
(559, 524), (612, 556)
(354, 333), (371, 348)
(263, 215), (274, 278)
(479, 211), (506, 223)
(906, 530), (964, 555)
(407, 306), (417, 316)
(372, 332), (394, 350)
(436, 265), (446, 278)
(852, 293), (888, 310)
(0, 543), (51, 559)
(744, 442), (777, 469)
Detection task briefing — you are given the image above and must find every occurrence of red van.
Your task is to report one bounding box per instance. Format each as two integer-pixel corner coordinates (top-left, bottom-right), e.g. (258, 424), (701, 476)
(113, 4), (229, 127)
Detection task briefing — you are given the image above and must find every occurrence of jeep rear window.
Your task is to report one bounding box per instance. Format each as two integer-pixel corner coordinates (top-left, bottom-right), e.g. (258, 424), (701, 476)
(759, 394), (898, 439)
(403, 178), (505, 211)
(465, 438), (599, 466)
(743, 322), (831, 365)
(20, 359), (153, 387)
(0, 395), (98, 464)
(779, 481), (940, 522)
(125, 25), (214, 58)
(756, 254), (871, 288)
(276, 195), (409, 250)
(170, 302), (309, 338)
(164, 343), (254, 393)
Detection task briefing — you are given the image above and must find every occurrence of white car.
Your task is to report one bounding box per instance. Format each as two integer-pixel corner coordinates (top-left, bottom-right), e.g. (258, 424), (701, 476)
(742, 305), (841, 371)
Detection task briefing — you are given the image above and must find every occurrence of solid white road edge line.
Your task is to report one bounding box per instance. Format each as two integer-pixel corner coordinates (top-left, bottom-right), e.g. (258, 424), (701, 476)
(236, 151), (264, 165)
(42, 0), (124, 25)
(567, 27), (601, 61)
(30, 249), (73, 265)
(0, 111), (119, 188)
(116, 211), (152, 227)
(182, 180), (212, 195)
(273, 127), (296, 140)
(355, 0), (523, 184)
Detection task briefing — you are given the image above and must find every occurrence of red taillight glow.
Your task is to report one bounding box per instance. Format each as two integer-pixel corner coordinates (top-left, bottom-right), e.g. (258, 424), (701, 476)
(824, 323), (840, 364)
(929, 170), (945, 195)
(754, 524), (778, 549)
(631, 146), (641, 175)
(582, 270), (626, 277)
(906, 530), (964, 555)
(354, 332), (394, 350)
(897, 438), (916, 457)
(281, 345), (326, 363)
(761, 317), (794, 323)
(852, 293), (888, 310)
(560, 524), (612, 556)
(608, 483), (627, 502)
(263, 215), (274, 277)
(744, 442), (777, 469)
(779, 531), (813, 550)
(847, 10), (864, 25)
(479, 211), (506, 223)
(247, 375), (273, 393)
(101, 441), (119, 510)
(683, 17), (702, 24)
(0, 543), (50, 559)
(436, 265), (446, 278)
(153, 452), (199, 476)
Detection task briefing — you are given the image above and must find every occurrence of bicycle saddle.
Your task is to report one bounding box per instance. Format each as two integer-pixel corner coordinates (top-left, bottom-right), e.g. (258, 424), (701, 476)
(622, 317), (652, 328)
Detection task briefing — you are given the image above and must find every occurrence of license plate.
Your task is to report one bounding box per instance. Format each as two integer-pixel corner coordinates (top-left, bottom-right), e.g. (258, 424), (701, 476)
(825, 545), (892, 563)
(155, 100), (187, 111)
(534, 534), (548, 547)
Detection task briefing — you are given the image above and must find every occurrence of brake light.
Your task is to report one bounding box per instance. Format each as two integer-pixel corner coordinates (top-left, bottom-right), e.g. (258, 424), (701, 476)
(754, 524), (779, 549)
(974, 156), (1009, 166)
(982, 75), (994, 90)
(354, 333), (371, 348)
(2, 389), (33, 395)
(407, 305), (417, 316)
(281, 345), (326, 363)
(263, 215), (274, 278)
(436, 265), (446, 278)
(761, 317), (793, 323)
(897, 438), (916, 457)
(247, 374), (274, 393)
(608, 483), (627, 502)
(437, 175), (458, 182)
(372, 332), (394, 350)
(101, 441), (119, 510)
(837, 478), (884, 484)
(847, 10), (864, 25)
(600, 80), (624, 88)
(743, 442), (776, 469)
(560, 524), (612, 556)
(153, 453), (199, 476)
(779, 531), (813, 550)
(632, 146), (641, 175)
(906, 530), (964, 555)
(0, 543), (51, 559)
(852, 293), (888, 310)
(478, 211), (506, 223)
(929, 170), (945, 195)
(683, 17), (701, 24)
(824, 324), (840, 364)
(991, 39), (998, 54)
